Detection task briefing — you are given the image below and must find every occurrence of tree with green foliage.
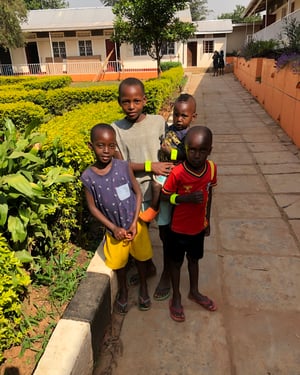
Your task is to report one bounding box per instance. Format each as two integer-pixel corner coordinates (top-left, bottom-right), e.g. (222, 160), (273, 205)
(218, 5), (261, 23)
(24, 0), (68, 9)
(0, 0), (27, 49)
(112, 0), (196, 77)
(189, 0), (210, 21)
(103, 0), (210, 21)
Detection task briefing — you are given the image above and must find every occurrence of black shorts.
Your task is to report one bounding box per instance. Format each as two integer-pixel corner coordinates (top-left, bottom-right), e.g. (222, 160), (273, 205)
(166, 229), (205, 263)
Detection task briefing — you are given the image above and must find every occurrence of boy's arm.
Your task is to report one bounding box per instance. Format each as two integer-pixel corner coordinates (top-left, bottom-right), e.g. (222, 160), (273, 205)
(205, 186), (213, 236)
(84, 187), (127, 240)
(130, 161), (174, 176)
(126, 165), (142, 240)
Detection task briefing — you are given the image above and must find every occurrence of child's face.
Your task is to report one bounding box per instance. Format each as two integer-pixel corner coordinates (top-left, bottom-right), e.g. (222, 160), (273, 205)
(89, 129), (116, 166)
(118, 84), (146, 123)
(185, 133), (212, 170)
(173, 101), (196, 131)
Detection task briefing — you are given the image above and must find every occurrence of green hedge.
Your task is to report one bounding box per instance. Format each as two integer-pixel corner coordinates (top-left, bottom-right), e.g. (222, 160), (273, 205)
(144, 66), (184, 112)
(0, 102), (45, 131)
(0, 89), (47, 106)
(21, 76), (72, 90)
(0, 234), (31, 363)
(40, 101), (123, 172)
(0, 75), (71, 90)
(43, 85), (118, 115)
(0, 76), (36, 85)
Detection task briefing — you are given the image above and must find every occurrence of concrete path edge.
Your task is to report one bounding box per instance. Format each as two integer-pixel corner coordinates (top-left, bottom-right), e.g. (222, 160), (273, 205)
(33, 240), (118, 375)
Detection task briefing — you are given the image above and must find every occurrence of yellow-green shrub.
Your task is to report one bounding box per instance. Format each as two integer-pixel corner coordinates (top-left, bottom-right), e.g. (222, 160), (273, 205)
(0, 234), (31, 363)
(40, 101), (123, 172)
(0, 89), (47, 106)
(22, 76), (72, 90)
(43, 85), (118, 115)
(0, 102), (45, 131)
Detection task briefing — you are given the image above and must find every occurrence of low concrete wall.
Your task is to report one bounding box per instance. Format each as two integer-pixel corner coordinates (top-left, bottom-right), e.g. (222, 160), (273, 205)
(233, 57), (300, 148)
(33, 241), (118, 375)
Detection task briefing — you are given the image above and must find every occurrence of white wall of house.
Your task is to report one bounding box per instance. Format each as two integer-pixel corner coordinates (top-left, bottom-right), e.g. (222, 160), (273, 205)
(227, 23), (261, 53)
(196, 38), (226, 68)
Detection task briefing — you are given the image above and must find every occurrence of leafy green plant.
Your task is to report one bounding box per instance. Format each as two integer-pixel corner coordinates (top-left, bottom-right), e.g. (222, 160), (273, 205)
(279, 17), (300, 52)
(160, 61), (182, 71)
(0, 234), (31, 363)
(0, 102), (45, 131)
(240, 39), (280, 60)
(0, 119), (75, 256)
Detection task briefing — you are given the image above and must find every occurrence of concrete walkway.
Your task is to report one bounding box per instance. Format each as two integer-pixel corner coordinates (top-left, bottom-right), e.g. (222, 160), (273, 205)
(94, 72), (300, 375)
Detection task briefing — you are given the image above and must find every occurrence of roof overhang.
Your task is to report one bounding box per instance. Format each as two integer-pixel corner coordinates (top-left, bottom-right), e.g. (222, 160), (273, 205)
(242, 0), (267, 17)
(194, 19), (233, 34)
(21, 7), (115, 33)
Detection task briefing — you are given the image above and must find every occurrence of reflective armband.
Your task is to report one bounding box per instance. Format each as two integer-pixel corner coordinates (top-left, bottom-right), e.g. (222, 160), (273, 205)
(145, 160), (152, 172)
(170, 193), (179, 205)
(170, 149), (178, 161)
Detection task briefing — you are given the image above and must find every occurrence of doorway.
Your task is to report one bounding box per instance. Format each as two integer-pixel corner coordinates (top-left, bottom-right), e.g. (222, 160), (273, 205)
(25, 42), (40, 73)
(105, 39), (121, 71)
(187, 41), (197, 67)
(0, 47), (13, 75)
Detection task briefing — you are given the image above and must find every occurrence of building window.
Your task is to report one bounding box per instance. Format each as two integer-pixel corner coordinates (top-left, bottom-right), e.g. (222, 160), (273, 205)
(246, 34), (253, 43)
(133, 43), (147, 56)
(281, 6), (287, 18)
(79, 40), (93, 56)
(52, 41), (66, 58)
(203, 40), (214, 53)
(161, 41), (175, 55)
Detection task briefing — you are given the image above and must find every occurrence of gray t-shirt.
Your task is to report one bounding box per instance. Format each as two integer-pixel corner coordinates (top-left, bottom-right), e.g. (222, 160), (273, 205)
(112, 114), (167, 201)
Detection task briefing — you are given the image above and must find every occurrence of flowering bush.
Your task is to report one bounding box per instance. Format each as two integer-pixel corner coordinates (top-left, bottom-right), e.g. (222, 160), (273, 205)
(275, 52), (300, 73)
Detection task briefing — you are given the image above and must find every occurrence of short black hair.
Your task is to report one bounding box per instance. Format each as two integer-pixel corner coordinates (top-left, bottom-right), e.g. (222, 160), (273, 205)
(175, 93), (196, 111)
(118, 77), (145, 96)
(185, 125), (213, 146)
(90, 123), (116, 142)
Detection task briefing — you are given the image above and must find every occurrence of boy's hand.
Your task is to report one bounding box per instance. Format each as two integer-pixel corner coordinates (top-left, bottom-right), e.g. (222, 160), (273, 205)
(181, 191), (204, 204)
(151, 161), (174, 176)
(204, 224), (210, 237)
(161, 141), (172, 156)
(112, 226), (128, 240)
(125, 223), (137, 241)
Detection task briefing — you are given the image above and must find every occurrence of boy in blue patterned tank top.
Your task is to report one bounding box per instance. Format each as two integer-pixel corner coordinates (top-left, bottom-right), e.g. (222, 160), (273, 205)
(80, 123), (153, 314)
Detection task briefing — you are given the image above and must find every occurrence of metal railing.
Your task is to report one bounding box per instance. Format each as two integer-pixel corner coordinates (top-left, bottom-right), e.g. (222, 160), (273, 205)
(0, 60), (157, 77)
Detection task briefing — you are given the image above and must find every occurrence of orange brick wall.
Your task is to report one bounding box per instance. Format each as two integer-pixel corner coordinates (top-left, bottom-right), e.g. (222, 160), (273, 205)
(234, 57), (300, 148)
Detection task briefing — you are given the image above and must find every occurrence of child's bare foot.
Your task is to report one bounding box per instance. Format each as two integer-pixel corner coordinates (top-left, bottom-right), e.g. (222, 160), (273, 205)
(139, 207), (159, 222)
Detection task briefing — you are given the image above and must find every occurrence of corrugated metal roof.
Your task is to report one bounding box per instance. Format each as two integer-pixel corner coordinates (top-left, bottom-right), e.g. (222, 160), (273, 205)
(194, 19), (233, 34)
(21, 7), (115, 32)
(21, 6), (192, 32)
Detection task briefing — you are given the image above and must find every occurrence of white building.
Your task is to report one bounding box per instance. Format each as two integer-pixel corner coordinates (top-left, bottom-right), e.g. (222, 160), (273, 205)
(0, 6), (234, 76)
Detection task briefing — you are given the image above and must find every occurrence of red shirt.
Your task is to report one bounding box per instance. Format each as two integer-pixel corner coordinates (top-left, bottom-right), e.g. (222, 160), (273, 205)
(162, 160), (217, 235)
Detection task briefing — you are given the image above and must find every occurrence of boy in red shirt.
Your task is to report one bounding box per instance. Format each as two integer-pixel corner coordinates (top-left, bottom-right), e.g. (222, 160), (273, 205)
(162, 126), (217, 322)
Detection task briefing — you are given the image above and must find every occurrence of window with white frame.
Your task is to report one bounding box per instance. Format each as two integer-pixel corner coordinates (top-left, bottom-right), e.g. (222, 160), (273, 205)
(79, 40), (93, 56)
(52, 41), (66, 58)
(161, 41), (175, 55)
(203, 40), (214, 53)
(133, 43), (147, 56)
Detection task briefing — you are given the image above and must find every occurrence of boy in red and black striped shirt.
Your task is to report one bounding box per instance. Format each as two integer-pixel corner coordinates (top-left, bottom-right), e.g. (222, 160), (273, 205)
(162, 126), (217, 322)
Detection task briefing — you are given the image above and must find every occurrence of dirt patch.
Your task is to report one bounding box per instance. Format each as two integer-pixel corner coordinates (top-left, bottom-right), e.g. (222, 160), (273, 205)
(0, 248), (90, 375)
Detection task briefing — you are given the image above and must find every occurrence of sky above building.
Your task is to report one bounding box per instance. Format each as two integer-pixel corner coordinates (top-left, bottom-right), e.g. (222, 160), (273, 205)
(207, 0), (250, 19)
(67, 0), (252, 19)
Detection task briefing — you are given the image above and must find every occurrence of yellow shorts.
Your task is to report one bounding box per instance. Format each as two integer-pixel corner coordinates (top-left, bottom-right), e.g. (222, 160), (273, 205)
(104, 220), (153, 270)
